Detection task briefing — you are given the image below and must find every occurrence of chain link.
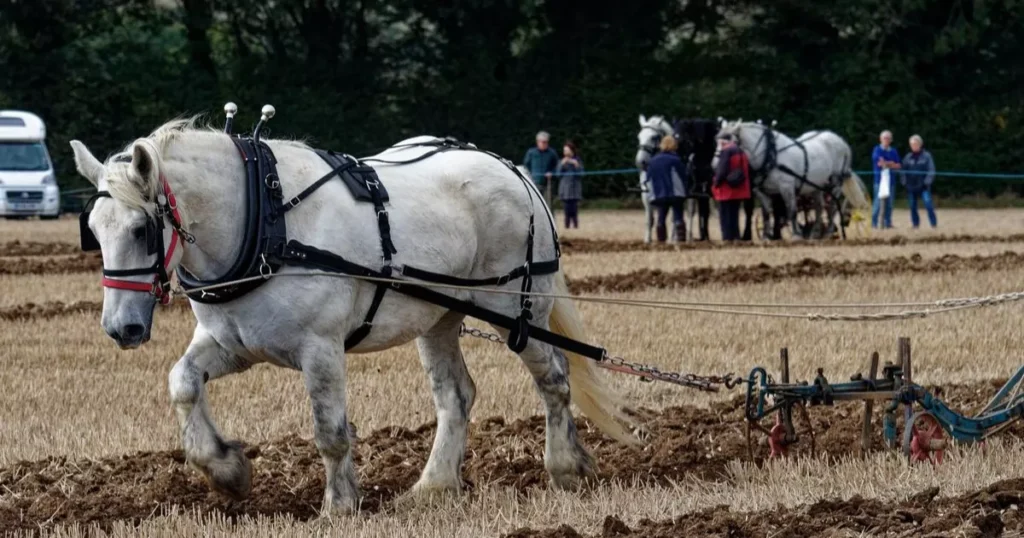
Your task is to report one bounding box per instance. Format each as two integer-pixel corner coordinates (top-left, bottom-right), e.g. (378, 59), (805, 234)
(458, 324), (744, 392)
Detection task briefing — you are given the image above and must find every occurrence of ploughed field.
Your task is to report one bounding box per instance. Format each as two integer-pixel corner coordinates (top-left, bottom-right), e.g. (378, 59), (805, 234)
(3, 209), (1024, 537)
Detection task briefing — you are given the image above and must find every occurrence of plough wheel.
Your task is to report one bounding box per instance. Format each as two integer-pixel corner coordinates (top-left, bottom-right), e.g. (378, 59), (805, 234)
(903, 411), (946, 464)
(746, 402), (816, 462)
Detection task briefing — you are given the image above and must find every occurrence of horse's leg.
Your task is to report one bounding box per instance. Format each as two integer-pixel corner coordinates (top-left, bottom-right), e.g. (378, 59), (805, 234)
(780, 185), (802, 240)
(642, 196), (653, 243)
(169, 327), (253, 500)
(517, 337), (595, 490)
(813, 192), (826, 239)
(298, 337), (358, 515)
(753, 189), (772, 240)
(412, 312), (475, 495)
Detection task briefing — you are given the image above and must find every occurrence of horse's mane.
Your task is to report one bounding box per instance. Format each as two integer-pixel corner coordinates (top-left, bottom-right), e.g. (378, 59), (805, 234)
(104, 116), (310, 221)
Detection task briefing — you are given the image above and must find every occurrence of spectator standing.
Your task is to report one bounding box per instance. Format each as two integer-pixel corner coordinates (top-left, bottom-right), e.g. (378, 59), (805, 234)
(646, 136), (689, 242)
(712, 134), (752, 241)
(871, 130), (901, 229)
(901, 134), (937, 228)
(522, 131), (559, 202)
(556, 141), (584, 229)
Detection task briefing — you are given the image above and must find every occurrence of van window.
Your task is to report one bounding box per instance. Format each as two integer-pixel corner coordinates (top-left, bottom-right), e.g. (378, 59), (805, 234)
(0, 118), (27, 127)
(0, 142), (50, 171)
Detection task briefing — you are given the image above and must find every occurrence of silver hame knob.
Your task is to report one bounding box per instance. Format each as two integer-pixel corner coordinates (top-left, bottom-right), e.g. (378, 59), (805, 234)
(261, 105), (276, 121)
(224, 102), (238, 118)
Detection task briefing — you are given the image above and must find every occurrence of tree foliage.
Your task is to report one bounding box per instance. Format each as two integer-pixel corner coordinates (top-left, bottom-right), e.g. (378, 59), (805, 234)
(1, 0), (1021, 197)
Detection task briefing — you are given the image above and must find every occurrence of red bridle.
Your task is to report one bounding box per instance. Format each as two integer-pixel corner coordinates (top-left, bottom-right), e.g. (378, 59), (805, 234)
(98, 179), (185, 305)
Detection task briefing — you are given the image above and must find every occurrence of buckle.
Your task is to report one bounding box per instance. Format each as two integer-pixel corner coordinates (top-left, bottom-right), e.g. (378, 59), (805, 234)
(496, 273), (511, 286)
(286, 196), (302, 209)
(377, 209), (388, 220)
(265, 173), (280, 189)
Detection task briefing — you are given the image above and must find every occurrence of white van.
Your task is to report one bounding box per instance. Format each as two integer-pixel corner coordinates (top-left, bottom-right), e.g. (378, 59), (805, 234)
(0, 111), (61, 218)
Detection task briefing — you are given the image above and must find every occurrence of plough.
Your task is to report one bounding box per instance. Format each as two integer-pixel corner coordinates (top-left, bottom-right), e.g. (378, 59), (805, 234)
(744, 337), (1024, 463)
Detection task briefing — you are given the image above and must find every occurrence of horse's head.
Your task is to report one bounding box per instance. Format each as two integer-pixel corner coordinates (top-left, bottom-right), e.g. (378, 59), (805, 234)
(714, 118), (744, 146)
(71, 138), (186, 349)
(635, 114), (674, 170)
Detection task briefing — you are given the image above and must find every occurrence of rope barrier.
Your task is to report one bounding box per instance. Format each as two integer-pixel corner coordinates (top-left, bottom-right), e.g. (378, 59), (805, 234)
(524, 167), (1024, 180)
(171, 269), (1024, 323)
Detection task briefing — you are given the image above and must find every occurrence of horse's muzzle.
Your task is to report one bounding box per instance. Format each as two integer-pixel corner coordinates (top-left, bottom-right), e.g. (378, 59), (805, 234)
(107, 322), (151, 349)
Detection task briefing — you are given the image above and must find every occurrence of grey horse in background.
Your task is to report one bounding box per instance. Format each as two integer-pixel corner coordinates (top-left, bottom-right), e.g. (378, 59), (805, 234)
(716, 120), (869, 240)
(634, 114), (675, 243)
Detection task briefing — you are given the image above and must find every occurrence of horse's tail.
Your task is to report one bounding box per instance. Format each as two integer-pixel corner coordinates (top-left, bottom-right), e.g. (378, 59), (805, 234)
(842, 171), (870, 210)
(549, 271), (639, 446)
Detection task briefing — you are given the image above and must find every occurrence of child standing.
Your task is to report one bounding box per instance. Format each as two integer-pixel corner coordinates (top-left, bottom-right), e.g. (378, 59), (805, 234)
(557, 141), (584, 228)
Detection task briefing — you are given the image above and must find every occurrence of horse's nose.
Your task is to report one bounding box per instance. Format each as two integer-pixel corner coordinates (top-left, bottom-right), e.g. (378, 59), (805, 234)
(122, 324), (147, 340)
(109, 323), (148, 348)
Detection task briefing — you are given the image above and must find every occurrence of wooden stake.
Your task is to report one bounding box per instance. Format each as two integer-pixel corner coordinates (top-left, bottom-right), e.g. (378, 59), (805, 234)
(861, 351), (879, 455)
(780, 348), (790, 384)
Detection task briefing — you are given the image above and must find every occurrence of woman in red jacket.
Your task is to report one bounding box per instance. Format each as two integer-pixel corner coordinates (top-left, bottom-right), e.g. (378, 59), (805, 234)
(712, 134), (752, 241)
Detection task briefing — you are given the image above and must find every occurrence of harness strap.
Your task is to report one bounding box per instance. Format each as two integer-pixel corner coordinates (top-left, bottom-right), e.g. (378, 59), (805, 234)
(282, 240), (606, 360)
(277, 160), (358, 217)
(343, 284), (388, 350)
(399, 259), (559, 287)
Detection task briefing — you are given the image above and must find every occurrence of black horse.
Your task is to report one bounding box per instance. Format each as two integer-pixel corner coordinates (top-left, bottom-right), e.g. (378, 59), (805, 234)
(674, 118), (755, 241)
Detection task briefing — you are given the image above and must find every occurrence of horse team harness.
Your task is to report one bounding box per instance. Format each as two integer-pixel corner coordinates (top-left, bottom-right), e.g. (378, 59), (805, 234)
(79, 106), (576, 357)
(745, 125), (840, 196)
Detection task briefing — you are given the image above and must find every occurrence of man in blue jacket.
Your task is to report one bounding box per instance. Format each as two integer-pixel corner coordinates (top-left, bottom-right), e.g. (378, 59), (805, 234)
(901, 134), (937, 228)
(522, 131), (559, 189)
(871, 130), (901, 228)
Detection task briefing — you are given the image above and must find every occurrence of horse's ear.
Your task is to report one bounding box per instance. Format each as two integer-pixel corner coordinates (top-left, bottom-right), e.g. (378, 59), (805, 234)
(70, 140), (103, 187)
(639, 114), (647, 126)
(130, 142), (158, 189)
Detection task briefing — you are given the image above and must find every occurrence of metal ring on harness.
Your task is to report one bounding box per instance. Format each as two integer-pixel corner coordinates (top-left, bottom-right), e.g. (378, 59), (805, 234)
(259, 254), (273, 279)
(265, 173), (280, 190)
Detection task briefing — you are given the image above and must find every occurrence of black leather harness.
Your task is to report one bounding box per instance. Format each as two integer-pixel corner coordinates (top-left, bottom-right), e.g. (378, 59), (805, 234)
(748, 127), (837, 195)
(177, 136), (561, 354)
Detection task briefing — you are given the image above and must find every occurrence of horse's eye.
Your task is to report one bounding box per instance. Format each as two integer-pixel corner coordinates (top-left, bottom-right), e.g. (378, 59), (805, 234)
(132, 226), (147, 240)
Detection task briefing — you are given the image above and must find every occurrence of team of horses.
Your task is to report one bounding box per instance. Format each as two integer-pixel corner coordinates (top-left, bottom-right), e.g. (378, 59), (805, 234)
(636, 115), (870, 241)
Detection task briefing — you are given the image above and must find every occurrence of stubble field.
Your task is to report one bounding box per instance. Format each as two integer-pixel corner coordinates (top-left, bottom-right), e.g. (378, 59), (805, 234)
(3, 208), (1024, 537)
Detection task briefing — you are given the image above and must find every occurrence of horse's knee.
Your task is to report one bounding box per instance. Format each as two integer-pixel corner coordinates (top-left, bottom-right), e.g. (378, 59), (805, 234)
(168, 356), (200, 406)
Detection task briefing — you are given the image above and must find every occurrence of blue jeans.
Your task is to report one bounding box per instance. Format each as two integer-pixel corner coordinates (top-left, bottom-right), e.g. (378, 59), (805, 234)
(871, 182), (894, 228)
(908, 189), (937, 228)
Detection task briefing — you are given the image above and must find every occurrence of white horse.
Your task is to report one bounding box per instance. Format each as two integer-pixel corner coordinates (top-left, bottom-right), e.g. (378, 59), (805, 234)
(715, 121), (869, 239)
(70, 119), (633, 515)
(634, 114), (675, 243)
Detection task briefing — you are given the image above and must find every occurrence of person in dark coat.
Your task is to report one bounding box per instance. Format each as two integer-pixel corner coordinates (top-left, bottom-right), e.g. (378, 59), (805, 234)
(522, 131), (559, 188)
(556, 140), (583, 228)
(645, 135), (689, 242)
(713, 134), (752, 241)
(901, 134), (937, 228)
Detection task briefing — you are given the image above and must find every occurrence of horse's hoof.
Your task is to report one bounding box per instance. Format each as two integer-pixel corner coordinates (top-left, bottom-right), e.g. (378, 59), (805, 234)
(411, 477), (463, 498)
(547, 443), (597, 491)
(199, 441), (253, 500)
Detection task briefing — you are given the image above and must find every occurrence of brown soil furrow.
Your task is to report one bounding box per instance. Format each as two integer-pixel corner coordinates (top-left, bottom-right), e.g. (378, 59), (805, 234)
(0, 381), (1017, 531)
(560, 233), (1024, 255)
(2, 233), (1022, 261)
(0, 240), (80, 257)
(504, 481), (1023, 537)
(0, 254), (100, 275)
(571, 251), (1024, 294)
(0, 300), (189, 322)
(5, 251), (1024, 321)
